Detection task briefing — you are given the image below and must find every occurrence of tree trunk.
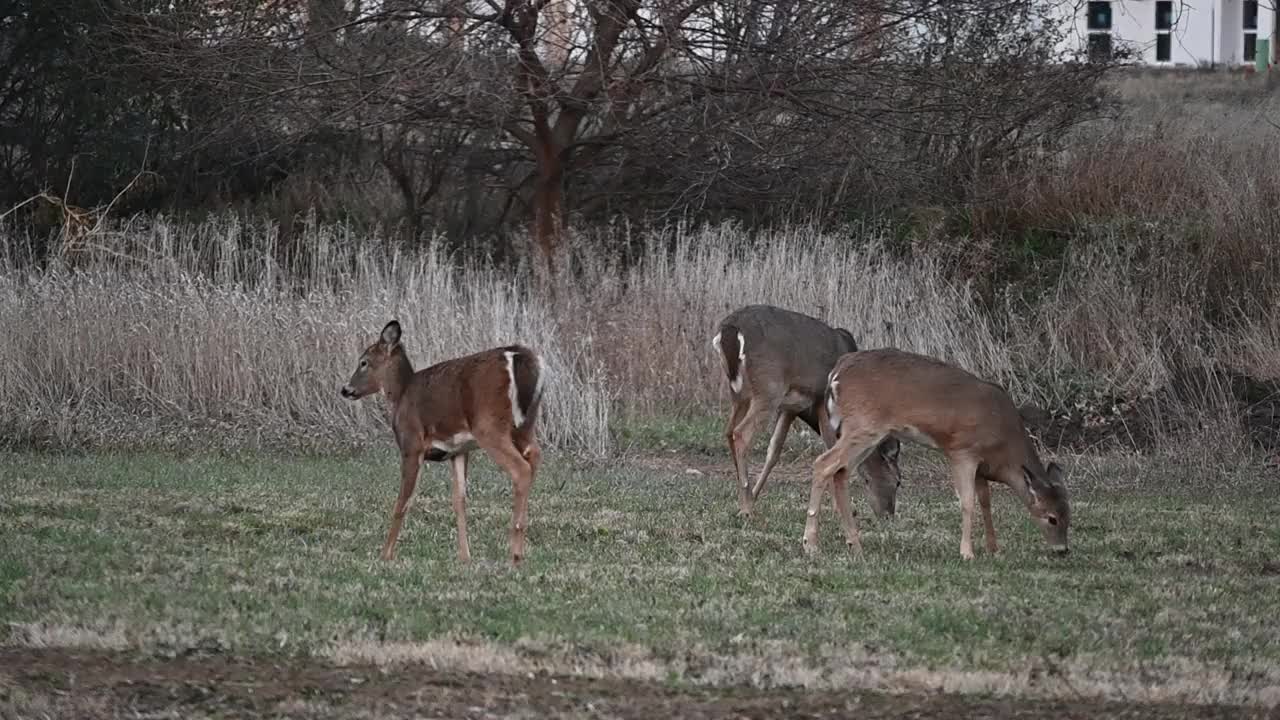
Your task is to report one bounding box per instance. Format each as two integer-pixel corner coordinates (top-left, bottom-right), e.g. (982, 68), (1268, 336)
(307, 0), (345, 54)
(544, 0), (571, 69)
(531, 141), (564, 274)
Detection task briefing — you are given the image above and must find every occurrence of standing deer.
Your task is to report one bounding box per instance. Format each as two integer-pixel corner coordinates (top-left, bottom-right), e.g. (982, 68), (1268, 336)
(806, 348), (1071, 560)
(340, 320), (544, 566)
(711, 305), (903, 518)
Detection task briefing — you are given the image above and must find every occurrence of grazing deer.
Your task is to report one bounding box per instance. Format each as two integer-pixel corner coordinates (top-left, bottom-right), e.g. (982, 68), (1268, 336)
(340, 320), (544, 566)
(712, 305), (902, 518)
(806, 348), (1070, 560)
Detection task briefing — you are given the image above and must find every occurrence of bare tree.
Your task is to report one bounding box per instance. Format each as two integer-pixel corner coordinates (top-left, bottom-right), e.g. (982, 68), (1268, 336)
(35, 0), (1110, 268)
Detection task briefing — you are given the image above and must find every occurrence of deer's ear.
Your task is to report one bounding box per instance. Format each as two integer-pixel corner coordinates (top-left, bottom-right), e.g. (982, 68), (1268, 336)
(879, 437), (901, 462)
(1046, 462), (1065, 487)
(837, 328), (859, 353)
(380, 320), (402, 348)
(1022, 465), (1040, 499)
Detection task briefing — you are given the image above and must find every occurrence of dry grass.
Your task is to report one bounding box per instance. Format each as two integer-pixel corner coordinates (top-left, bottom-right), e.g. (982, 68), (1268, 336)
(1011, 70), (1280, 332)
(0, 217), (1015, 454)
(3, 73), (1280, 457)
(2, 213), (1272, 458)
(0, 217), (612, 455)
(561, 223), (1014, 416)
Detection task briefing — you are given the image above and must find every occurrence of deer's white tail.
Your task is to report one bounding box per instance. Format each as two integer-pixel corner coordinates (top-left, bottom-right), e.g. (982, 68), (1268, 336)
(713, 326), (747, 394)
(503, 347), (544, 429)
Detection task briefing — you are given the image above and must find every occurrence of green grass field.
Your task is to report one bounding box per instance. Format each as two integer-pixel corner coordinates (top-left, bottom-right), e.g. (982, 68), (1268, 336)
(2, 446), (1279, 712)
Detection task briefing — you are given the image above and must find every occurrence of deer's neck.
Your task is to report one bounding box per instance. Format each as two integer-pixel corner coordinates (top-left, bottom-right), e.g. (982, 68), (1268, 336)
(1009, 474), (1036, 509)
(381, 351), (416, 409)
(1007, 449), (1045, 509)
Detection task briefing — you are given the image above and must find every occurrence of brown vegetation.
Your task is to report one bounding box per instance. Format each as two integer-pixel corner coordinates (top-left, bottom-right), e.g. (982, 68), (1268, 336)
(3, 5), (1280, 460)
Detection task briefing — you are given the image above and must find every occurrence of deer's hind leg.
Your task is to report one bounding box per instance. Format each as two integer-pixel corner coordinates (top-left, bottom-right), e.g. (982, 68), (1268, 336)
(724, 396), (749, 506)
(475, 427), (536, 567)
(512, 424), (541, 478)
(749, 410), (797, 503)
(728, 394), (774, 517)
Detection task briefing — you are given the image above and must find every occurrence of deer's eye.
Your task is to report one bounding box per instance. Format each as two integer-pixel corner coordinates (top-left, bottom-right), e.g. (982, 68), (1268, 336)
(1047, 516), (1059, 526)
(359, 359), (368, 368)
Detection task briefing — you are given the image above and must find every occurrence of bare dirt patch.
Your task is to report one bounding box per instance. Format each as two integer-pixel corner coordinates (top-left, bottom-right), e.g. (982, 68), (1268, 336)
(0, 648), (1272, 720)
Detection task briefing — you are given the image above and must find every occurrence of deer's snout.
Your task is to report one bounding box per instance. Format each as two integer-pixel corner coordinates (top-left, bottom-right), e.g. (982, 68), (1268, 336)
(340, 385), (356, 399)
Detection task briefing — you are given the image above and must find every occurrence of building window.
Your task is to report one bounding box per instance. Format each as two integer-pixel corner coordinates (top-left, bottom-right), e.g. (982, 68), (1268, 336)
(1087, 1), (1112, 61)
(1244, 0), (1258, 63)
(1155, 1), (1173, 62)
(1088, 33), (1113, 62)
(1087, 2), (1112, 30)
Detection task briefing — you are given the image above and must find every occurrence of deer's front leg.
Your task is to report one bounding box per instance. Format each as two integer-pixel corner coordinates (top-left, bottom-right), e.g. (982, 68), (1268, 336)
(450, 453), (471, 563)
(805, 443), (846, 555)
(381, 451), (421, 561)
(977, 476), (998, 554)
(950, 457), (980, 561)
(830, 468), (863, 558)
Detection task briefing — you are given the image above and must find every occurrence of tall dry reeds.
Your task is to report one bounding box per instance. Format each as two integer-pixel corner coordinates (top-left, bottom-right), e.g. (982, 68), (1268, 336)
(4, 72), (1279, 458)
(0, 217), (613, 454)
(1, 212), (1269, 459)
(0, 218), (1011, 454)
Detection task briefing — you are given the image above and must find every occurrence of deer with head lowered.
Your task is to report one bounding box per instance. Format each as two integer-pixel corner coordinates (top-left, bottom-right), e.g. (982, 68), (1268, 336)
(806, 348), (1071, 560)
(341, 320), (544, 566)
(712, 304), (903, 519)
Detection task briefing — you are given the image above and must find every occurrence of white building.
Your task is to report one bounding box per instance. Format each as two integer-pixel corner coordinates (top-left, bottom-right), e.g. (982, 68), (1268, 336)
(1071, 0), (1276, 66)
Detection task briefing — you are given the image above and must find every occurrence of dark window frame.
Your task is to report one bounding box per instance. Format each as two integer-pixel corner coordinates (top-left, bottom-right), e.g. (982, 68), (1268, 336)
(1088, 32), (1113, 62)
(1155, 1), (1174, 31)
(1154, 1), (1173, 62)
(1087, 1), (1113, 31)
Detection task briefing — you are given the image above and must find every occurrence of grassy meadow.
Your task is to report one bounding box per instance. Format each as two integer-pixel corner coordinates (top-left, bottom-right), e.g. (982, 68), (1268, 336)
(4, 70), (1280, 715)
(2, 445), (1279, 708)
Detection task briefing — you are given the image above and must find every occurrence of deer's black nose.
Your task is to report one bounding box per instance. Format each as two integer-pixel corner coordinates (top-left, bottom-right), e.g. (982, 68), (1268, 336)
(340, 386), (355, 398)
